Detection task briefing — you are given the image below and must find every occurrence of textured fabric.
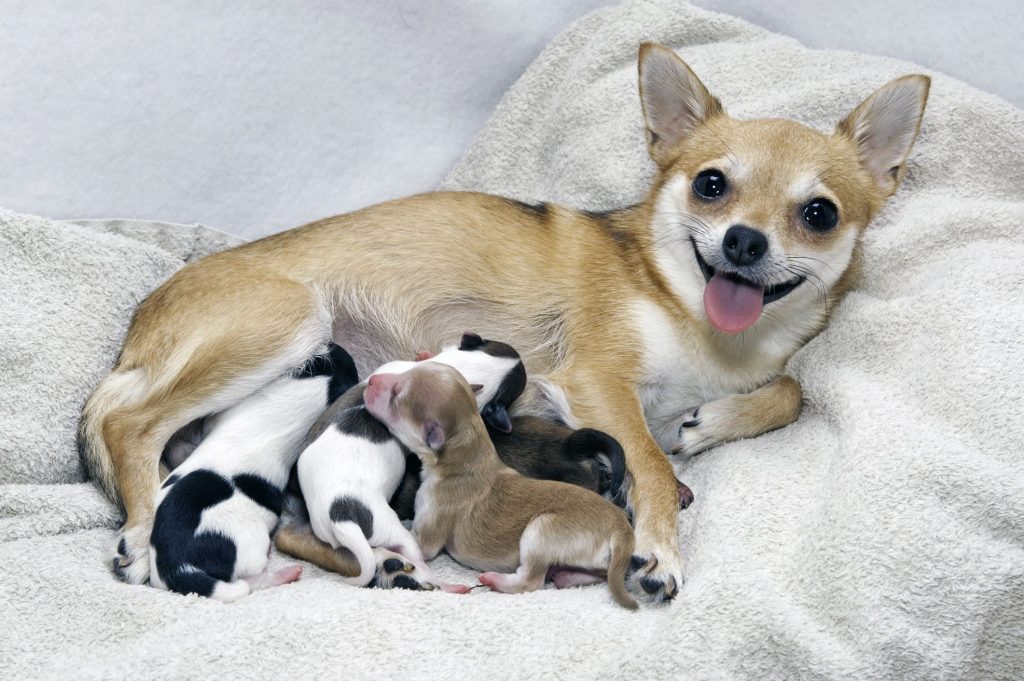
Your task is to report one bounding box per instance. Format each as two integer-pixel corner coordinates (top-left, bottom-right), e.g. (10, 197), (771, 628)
(0, 212), (241, 485)
(2, 1), (1023, 679)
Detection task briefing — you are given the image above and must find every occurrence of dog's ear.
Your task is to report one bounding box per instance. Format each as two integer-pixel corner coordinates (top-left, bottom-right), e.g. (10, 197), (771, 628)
(638, 42), (723, 168)
(424, 420), (446, 452)
(482, 403), (512, 433)
(836, 74), (930, 194)
(459, 332), (484, 351)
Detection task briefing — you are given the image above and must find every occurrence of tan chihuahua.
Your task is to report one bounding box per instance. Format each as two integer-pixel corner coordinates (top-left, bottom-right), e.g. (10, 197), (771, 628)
(80, 43), (929, 600)
(364, 363), (639, 610)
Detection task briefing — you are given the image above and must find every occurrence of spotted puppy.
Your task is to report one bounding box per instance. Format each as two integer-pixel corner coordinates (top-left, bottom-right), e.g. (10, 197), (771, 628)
(295, 334), (525, 591)
(366, 363), (639, 610)
(149, 344), (357, 601)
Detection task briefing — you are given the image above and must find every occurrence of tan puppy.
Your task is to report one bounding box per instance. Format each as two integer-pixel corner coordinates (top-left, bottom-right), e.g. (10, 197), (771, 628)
(363, 363), (638, 610)
(79, 43), (929, 599)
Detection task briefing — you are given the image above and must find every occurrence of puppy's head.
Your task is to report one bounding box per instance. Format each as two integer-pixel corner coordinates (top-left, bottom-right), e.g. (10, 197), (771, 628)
(638, 43), (929, 337)
(421, 332), (526, 433)
(364, 363), (483, 468)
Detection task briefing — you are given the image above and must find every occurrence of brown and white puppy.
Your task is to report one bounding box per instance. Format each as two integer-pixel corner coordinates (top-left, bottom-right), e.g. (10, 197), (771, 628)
(364, 363), (639, 610)
(79, 43), (929, 599)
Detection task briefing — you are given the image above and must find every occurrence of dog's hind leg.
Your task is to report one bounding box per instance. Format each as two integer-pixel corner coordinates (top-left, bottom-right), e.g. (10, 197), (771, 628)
(102, 277), (329, 584)
(478, 515), (552, 595)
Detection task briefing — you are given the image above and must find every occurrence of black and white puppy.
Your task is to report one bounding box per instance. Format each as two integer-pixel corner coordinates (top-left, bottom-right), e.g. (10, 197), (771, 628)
(149, 344), (357, 601)
(296, 333), (525, 592)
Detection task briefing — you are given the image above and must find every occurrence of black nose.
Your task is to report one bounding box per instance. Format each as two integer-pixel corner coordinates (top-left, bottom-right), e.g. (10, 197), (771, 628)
(722, 225), (768, 266)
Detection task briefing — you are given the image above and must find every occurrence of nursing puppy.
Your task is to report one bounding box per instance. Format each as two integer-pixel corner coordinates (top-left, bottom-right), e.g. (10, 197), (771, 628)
(82, 43), (930, 599)
(293, 335), (524, 591)
(149, 345), (357, 601)
(366, 363), (639, 610)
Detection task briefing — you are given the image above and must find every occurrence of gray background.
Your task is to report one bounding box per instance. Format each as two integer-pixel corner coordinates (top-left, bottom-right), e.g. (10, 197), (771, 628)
(1, 0), (1020, 239)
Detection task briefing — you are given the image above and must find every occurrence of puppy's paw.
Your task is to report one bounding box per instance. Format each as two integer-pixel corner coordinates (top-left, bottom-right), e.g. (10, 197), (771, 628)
(370, 548), (432, 591)
(626, 540), (684, 605)
(111, 525), (151, 585)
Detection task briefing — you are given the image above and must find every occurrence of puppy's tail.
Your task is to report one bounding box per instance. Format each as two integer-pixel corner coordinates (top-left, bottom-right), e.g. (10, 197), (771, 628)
(78, 367), (152, 508)
(330, 522), (377, 587)
(164, 564), (302, 603)
(565, 429), (627, 503)
(607, 529), (639, 611)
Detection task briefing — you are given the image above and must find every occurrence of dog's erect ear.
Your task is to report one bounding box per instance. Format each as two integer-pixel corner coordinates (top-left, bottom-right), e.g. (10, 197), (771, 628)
(459, 332), (484, 351)
(482, 403), (513, 433)
(638, 42), (723, 168)
(424, 420), (446, 452)
(836, 74), (930, 194)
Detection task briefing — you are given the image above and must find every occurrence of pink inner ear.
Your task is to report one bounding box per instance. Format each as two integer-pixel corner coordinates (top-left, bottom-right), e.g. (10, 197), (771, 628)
(415, 351), (435, 361)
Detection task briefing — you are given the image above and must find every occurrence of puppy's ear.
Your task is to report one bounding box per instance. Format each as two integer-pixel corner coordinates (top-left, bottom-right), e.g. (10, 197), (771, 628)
(459, 333), (484, 351)
(424, 421), (446, 452)
(482, 403), (513, 434)
(638, 42), (723, 168)
(836, 74), (930, 194)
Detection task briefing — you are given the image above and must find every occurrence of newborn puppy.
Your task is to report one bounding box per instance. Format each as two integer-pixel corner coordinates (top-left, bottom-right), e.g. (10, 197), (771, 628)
(487, 416), (627, 505)
(149, 344), (357, 601)
(365, 363), (640, 610)
(295, 334), (525, 591)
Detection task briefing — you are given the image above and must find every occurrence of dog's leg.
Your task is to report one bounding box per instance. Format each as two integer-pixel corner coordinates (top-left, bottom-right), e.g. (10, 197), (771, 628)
(669, 375), (802, 458)
(274, 520), (362, 576)
(104, 278), (328, 584)
(564, 372), (684, 603)
(384, 522), (470, 595)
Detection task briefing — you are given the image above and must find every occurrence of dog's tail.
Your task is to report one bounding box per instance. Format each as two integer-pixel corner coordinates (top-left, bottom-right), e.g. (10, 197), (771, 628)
(329, 522), (377, 587)
(565, 429), (627, 503)
(164, 564), (302, 603)
(607, 529), (639, 611)
(78, 367), (153, 508)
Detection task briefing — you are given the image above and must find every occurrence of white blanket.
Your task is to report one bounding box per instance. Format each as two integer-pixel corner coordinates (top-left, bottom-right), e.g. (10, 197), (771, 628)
(2, 1), (1023, 679)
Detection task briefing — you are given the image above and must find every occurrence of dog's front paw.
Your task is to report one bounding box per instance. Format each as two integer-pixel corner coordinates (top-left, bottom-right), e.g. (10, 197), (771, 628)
(626, 538), (684, 604)
(370, 548), (434, 591)
(671, 402), (725, 458)
(111, 525), (151, 584)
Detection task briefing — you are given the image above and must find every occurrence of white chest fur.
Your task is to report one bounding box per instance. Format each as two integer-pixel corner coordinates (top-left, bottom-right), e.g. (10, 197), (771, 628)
(631, 298), (788, 448)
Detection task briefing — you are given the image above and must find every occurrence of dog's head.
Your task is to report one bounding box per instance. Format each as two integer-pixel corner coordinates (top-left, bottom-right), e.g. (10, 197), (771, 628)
(638, 43), (929, 338)
(364, 363), (484, 468)
(417, 332), (526, 433)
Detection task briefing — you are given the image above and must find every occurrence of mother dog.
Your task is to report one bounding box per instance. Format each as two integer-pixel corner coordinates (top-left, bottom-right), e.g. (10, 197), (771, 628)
(79, 43), (928, 600)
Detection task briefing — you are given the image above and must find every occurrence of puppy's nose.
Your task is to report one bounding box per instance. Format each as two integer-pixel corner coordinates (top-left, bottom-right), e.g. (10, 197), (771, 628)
(722, 225), (768, 267)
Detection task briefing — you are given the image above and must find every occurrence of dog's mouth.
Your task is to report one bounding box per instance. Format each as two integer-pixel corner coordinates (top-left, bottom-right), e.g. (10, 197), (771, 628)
(691, 239), (805, 334)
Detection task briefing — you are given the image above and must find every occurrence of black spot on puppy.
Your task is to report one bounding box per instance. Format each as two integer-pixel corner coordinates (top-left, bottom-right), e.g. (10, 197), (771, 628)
(639, 576), (664, 595)
(382, 558), (405, 574)
(117, 537), (128, 557)
(296, 343), (360, 403)
(233, 473), (284, 515)
(329, 496), (374, 539)
(391, 575), (423, 591)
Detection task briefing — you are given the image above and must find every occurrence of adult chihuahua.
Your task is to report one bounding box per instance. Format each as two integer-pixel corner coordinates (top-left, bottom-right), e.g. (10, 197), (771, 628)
(80, 43), (929, 600)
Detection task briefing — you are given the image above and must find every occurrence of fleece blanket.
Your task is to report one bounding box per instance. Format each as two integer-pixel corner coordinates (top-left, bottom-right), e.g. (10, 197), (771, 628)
(2, 0), (1023, 679)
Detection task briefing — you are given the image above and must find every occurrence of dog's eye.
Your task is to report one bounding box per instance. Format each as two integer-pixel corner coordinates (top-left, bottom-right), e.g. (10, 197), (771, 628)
(802, 198), (838, 231)
(692, 169), (728, 200)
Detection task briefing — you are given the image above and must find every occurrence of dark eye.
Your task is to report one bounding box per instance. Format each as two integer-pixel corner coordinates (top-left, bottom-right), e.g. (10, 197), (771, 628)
(802, 198), (838, 231)
(692, 169), (728, 200)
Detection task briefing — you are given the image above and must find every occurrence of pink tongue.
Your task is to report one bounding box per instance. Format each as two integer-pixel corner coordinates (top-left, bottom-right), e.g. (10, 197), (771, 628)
(703, 273), (764, 334)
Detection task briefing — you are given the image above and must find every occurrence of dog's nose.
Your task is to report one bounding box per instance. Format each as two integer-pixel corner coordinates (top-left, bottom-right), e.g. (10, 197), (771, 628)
(722, 225), (768, 267)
